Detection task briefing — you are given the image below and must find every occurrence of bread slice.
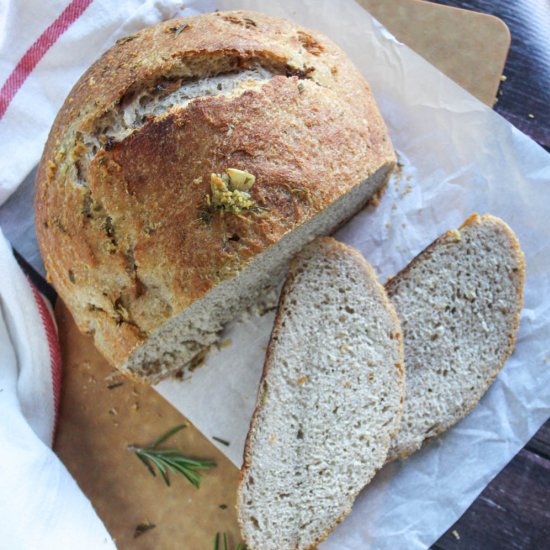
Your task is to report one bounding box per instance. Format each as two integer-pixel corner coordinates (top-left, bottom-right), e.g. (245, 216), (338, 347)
(238, 237), (405, 550)
(386, 214), (525, 461)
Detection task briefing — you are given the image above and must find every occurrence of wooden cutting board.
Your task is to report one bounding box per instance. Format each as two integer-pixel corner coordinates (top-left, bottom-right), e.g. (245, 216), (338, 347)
(54, 2), (510, 548)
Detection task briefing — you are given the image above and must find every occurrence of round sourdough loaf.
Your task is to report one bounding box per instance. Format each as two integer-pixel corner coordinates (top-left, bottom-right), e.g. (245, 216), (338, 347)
(35, 10), (396, 381)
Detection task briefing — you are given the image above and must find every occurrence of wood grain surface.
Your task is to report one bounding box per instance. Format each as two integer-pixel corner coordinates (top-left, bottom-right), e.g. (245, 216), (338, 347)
(54, 301), (243, 549)
(434, 445), (550, 549)
(53, 2), (514, 548)
(430, 0), (550, 150)
(360, 0), (510, 106)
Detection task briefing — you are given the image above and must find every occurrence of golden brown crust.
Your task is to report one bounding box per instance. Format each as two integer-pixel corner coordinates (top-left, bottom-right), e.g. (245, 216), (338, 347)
(237, 237), (404, 549)
(35, 10), (395, 368)
(385, 214), (525, 462)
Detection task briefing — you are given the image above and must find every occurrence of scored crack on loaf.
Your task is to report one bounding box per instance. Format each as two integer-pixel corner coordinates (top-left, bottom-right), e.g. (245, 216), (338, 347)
(385, 214), (525, 461)
(35, 10), (396, 381)
(238, 237), (405, 550)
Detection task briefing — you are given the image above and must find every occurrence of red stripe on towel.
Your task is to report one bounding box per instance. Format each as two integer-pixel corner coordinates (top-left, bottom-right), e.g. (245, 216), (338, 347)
(28, 282), (62, 422)
(0, 0), (93, 120)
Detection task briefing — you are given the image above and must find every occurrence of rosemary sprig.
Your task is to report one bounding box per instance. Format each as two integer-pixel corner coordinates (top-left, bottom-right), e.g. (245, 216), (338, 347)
(129, 425), (215, 488)
(214, 532), (248, 550)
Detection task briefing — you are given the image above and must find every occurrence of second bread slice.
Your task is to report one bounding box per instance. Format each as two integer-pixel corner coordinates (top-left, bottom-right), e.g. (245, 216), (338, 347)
(386, 214), (525, 461)
(238, 237), (404, 550)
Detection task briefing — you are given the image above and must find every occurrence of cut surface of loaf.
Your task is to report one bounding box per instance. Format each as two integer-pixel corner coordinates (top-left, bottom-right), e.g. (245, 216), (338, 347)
(34, 10), (396, 381)
(238, 237), (404, 550)
(386, 214), (524, 461)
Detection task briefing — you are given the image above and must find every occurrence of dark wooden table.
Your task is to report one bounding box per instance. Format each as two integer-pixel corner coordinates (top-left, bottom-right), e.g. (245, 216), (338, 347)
(429, 1), (550, 548)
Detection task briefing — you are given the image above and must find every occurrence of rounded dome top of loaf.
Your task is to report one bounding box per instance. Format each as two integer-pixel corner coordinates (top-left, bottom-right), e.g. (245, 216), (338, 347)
(35, 10), (395, 374)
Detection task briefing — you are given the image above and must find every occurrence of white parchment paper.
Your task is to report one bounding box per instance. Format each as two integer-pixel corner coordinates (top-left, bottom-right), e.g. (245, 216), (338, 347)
(1, 1), (549, 548)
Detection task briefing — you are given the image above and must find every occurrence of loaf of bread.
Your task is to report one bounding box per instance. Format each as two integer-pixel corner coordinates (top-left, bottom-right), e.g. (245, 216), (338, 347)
(385, 214), (525, 460)
(238, 237), (404, 550)
(35, 10), (396, 381)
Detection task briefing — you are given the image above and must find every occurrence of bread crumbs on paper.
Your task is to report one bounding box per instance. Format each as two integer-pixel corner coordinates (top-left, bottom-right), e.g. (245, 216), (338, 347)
(218, 338), (232, 349)
(369, 185), (385, 207)
(400, 185), (412, 198)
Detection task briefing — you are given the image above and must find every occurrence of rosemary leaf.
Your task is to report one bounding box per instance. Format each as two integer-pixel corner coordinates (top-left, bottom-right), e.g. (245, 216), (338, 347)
(151, 424), (186, 448)
(145, 453), (171, 486)
(172, 463), (201, 488)
(135, 452), (156, 477)
(213, 532), (248, 550)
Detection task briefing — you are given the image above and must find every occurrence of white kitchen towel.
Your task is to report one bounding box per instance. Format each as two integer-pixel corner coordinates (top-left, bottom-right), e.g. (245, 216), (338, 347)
(0, 227), (115, 549)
